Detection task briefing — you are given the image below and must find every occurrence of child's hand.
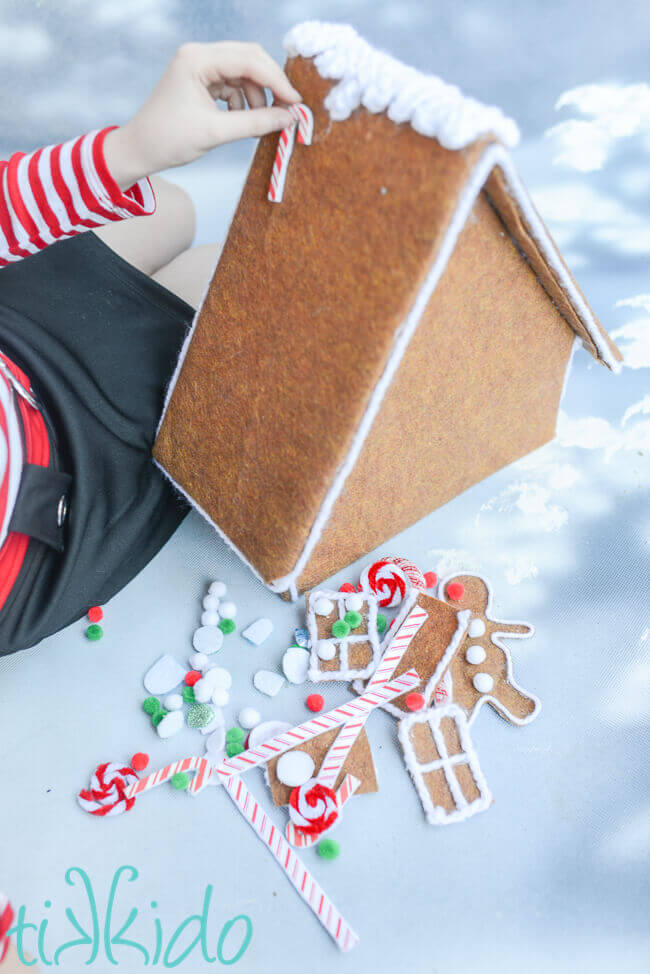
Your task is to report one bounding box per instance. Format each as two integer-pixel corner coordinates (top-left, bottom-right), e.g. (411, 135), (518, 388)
(104, 42), (301, 189)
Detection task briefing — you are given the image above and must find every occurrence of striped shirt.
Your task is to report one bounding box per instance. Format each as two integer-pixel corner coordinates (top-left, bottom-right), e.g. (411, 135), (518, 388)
(0, 126), (156, 608)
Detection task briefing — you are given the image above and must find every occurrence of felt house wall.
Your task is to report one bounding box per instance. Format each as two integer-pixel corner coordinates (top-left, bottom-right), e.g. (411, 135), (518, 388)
(154, 22), (621, 600)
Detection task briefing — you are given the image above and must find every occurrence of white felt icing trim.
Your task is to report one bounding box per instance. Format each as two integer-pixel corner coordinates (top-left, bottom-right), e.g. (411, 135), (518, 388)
(283, 22), (519, 149)
(306, 588), (381, 682)
(438, 572), (541, 726)
(397, 703), (492, 825)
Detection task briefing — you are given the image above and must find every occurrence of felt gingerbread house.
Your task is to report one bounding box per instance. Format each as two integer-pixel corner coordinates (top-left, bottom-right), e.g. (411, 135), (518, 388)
(154, 22), (621, 600)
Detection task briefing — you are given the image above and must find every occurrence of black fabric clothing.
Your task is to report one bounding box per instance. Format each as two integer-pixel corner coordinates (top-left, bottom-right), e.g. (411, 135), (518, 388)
(0, 231), (193, 656)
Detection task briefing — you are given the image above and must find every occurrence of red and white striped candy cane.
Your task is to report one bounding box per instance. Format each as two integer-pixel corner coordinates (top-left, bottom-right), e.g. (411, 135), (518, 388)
(267, 103), (313, 203)
(207, 671), (419, 791)
(286, 774), (360, 848)
(224, 774), (358, 952)
(316, 605), (429, 789)
(127, 756), (208, 799)
(0, 892), (13, 963)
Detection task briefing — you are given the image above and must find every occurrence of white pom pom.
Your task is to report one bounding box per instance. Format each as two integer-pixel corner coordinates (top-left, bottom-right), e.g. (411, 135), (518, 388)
(218, 600), (237, 619)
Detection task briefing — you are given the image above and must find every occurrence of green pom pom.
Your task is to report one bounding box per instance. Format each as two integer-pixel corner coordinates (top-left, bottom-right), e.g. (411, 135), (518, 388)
(152, 710), (168, 727)
(317, 839), (340, 860)
(226, 726), (245, 744)
(226, 741), (245, 758)
(143, 696), (161, 716)
(331, 619), (350, 639)
(376, 614), (387, 633)
(218, 618), (236, 634)
(171, 772), (190, 790)
(344, 610), (363, 629)
(186, 703), (214, 729)
(182, 686), (195, 704)
(85, 623), (103, 641)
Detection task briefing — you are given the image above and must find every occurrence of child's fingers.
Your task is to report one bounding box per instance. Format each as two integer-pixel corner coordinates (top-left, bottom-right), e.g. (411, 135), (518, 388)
(215, 104), (293, 143)
(241, 79), (267, 110)
(195, 42), (301, 105)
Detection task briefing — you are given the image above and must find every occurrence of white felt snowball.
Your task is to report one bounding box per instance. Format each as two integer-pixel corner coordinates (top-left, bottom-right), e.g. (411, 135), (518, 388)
(218, 600), (237, 619)
(208, 580), (227, 598)
(239, 707), (261, 730)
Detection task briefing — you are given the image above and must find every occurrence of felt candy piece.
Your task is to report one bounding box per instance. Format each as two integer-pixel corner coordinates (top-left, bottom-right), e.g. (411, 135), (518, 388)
(306, 588), (381, 682)
(438, 574), (540, 726)
(192, 626), (224, 655)
(286, 774), (360, 848)
(288, 779), (338, 834)
(0, 893), (14, 963)
(397, 704), (492, 825)
(359, 555), (426, 608)
(238, 707), (261, 730)
(276, 751), (315, 787)
(143, 655), (187, 695)
(157, 710), (184, 739)
(267, 103), (314, 203)
(254, 669), (285, 696)
(293, 626), (310, 648)
(247, 720), (292, 750)
(242, 618), (274, 645)
(127, 756), (210, 798)
(78, 762), (138, 817)
(282, 646), (310, 684)
(205, 718), (226, 757)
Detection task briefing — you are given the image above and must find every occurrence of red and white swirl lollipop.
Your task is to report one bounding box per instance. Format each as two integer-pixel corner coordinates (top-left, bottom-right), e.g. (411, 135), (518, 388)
(288, 780), (339, 838)
(77, 762), (138, 817)
(360, 555), (426, 608)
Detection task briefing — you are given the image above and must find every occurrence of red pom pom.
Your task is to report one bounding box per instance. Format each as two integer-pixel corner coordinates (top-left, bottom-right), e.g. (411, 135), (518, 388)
(405, 692), (425, 712)
(88, 605), (103, 623)
(424, 571), (437, 588)
(185, 670), (201, 686)
(338, 582), (356, 593)
(446, 581), (465, 601)
(306, 694), (324, 713)
(130, 752), (149, 772)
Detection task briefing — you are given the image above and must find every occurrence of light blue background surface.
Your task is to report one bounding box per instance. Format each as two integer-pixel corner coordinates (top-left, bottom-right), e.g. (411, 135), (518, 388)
(0, 2), (649, 971)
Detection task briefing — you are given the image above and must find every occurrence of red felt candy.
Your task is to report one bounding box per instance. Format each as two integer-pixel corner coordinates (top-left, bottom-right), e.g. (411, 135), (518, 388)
(424, 571), (438, 588)
(338, 583), (356, 593)
(130, 752), (149, 772)
(185, 670), (201, 686)
(88, 605), (103, 623)
(446, 581), (465, 601)
(405, 692), (425, 712)
(306, 694), (325, 713)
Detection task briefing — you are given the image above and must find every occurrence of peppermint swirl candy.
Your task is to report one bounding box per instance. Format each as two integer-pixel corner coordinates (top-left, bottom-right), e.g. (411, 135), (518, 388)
(288, 780), (339, 837)
(77, 762), (138, 817)
(0, 892), (14, 963)
(360, 555), (426, 607)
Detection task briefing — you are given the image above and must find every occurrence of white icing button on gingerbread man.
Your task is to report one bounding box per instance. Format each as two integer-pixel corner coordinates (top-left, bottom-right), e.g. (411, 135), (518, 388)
(276, 751), (315, 787)
(473, 672), (494, 694)
(466, 645), (487, 665)
(468, 618), (486, 638)
(314, 597), (335, 616)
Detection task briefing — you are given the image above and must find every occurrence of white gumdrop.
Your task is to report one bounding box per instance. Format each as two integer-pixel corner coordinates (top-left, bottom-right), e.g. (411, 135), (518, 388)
(317, 640), (337, 661)
(473, 672), (494, 694)
(156, 710), (184, 740)
(239, 707), (261, 730)
(163, 693), (183, 711)
(313, 597), (335, 616)
(208, 580), (227, 598)
(219, 600), (237, 619)
(282, 647), (310, 684)
(242, 618), (274, 645)
(276, 751), (315, 787)
(143, 655), (186, 695)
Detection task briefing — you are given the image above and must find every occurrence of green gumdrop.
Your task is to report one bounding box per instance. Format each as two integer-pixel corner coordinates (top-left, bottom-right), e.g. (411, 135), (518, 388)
(317, 839), (340, 860)
(226, 726), (245, 743)
(331, 620), (350, 639)
(171, 772), (190, 790)
(152, 710), (168, 727)
(226, 741), (245, 758)
(219, 618), (236, 634)
(143, 696), (161, 716)
(344, 610), (363, 629)
(182, 685), (195, 704)
(376, 614), (387, 633)
(186, 703), (214, 729)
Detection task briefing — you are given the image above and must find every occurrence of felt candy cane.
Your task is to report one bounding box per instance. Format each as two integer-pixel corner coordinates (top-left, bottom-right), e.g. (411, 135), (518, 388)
(286, 774), (360, 848)
(0, 892), (13, 963)
(268, 103), (313, 203)
(316, 605), (429, 789)
(127, 756), (208, 799)
(224, 774), (358, 952)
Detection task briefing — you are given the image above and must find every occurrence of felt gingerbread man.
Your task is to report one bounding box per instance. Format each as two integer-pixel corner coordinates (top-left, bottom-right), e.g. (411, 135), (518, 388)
(437, 574), (540, 726)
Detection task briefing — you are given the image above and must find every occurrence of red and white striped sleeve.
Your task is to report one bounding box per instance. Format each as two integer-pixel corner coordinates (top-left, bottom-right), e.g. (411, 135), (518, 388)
(0, 126), (156, 267)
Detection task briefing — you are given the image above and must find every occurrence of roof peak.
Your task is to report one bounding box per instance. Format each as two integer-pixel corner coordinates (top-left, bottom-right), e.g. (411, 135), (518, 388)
(283, 21), (519, 151)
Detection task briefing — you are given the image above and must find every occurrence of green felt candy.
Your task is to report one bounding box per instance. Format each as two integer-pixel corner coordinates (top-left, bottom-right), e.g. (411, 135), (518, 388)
(85, 624), (103, 641)
(186, 703), (214, 729)
(152, 710), (168, 727)
(226, 726), (245, 743)
(376, 614), (387, 633)
(182, 685), (195, 704)
(331, 619), (350, 639)
(226, 741), (245, 758)
(344, 610), (363, 629)
(218, 618), (236, 634)
(317, 839), (340, 861)
(171, 772), (190, 790)
(143, 696), (161, 716)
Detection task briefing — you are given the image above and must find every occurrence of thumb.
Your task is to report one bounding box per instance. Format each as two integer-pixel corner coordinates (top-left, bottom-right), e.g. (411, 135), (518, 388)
(215, 104), (294, 144)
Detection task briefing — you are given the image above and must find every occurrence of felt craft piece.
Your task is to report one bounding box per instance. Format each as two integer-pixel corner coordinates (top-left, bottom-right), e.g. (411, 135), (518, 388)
(253, 669), (286, 696)
(143, 655), (187, 695)
(306, 588), (381, 681)
(154, 26), (621, 603)
(77, 762), (138, 817)
(398, 704), (492, 825)
(437, 574), (540, 725)
(266, 726), (378, 807)
(282, 646), (310, 684)
(356, 591), (470, 717)
(242, 617), (274, 645)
